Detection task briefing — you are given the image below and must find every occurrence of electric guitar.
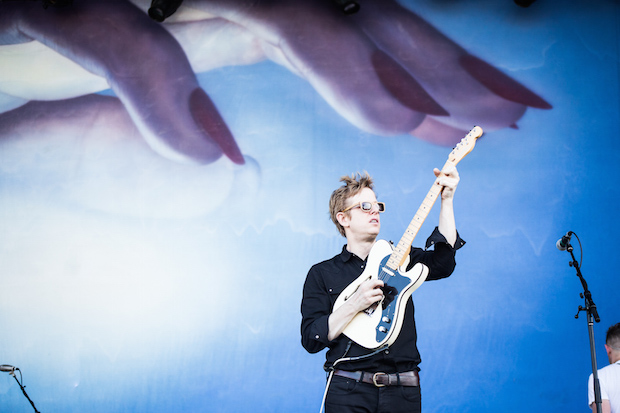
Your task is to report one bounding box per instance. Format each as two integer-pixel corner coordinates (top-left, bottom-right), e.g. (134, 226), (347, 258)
(333, 126), (483, 349)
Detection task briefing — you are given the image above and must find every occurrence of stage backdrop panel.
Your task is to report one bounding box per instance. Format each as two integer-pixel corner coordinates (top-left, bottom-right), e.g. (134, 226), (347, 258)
(0, 0), (619, 412)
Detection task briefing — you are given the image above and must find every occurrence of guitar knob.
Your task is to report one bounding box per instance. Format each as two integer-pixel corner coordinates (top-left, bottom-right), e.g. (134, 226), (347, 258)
(378, 326), (387, 333)
(382, 316), (391, 324)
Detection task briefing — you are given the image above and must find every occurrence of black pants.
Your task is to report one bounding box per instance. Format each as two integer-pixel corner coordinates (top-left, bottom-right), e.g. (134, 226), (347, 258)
(325, 375), (422, 413)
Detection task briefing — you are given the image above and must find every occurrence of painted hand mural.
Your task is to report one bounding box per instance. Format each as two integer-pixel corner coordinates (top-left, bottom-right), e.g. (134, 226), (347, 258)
(2, 1), (619, 412)
(0, 0), (551, 167)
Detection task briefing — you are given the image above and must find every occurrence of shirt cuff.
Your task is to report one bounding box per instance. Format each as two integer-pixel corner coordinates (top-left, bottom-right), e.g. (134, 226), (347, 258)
(311, 314), (331, 347)
(425, 226), (466, 251)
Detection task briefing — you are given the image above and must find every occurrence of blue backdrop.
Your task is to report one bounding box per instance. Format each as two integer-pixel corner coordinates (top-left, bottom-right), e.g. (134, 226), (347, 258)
(0, 0), (619, 412)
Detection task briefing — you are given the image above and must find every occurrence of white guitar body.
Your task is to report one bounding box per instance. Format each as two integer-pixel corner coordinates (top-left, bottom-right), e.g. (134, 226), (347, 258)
(333, 239), (429, 349)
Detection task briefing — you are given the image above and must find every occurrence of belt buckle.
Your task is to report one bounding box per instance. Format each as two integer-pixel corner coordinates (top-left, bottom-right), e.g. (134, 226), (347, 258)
(372, 372), (387, 387)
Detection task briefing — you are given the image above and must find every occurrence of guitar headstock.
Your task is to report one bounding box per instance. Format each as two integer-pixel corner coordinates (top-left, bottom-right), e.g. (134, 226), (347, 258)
(448, 126), (483, 164)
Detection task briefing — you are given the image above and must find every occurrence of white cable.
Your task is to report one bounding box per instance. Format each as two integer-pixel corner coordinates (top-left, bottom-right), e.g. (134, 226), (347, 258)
(319, 369), (335, 413)
(317, 345), (389, 413)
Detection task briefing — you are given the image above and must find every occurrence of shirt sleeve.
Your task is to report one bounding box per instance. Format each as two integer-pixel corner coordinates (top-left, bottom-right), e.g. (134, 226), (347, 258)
(409, 226), (465, 281)
(589, 372), (610, 406)
(300, 265), (333, 354)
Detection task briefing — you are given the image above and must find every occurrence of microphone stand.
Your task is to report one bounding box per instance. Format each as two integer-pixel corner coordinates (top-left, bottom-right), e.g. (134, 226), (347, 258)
(6, 368), (41, 413)
(565, 240), (602, 413)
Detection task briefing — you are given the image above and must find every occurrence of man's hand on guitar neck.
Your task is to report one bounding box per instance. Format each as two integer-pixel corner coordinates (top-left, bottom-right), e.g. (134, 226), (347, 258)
(433, 164), (460, 200)
(435, 165), (459, 248)
(327, 279), (384, 341)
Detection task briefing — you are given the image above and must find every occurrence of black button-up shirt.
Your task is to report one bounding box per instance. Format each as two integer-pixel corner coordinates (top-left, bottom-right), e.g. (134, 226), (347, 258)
(301, 227), (465, 373)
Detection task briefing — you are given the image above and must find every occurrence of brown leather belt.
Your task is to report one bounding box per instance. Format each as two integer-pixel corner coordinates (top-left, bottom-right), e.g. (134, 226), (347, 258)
(333, 369), (419, 387)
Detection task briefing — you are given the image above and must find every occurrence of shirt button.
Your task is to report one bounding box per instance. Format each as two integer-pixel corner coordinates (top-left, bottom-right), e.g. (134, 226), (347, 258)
(315, 335), (320, 339)
(328, 288), (333, 293)
(384, 350), (390, 354)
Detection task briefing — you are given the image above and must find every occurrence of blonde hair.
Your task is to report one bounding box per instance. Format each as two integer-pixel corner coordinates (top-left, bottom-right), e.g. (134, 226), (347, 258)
(329, 172), (374, 237)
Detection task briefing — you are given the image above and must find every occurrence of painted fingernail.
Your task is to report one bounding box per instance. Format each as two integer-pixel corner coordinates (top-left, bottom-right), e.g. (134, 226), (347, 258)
(189, 88), (245, 165)
(372, 50), (449, 116)
(459, 54), (552, 109)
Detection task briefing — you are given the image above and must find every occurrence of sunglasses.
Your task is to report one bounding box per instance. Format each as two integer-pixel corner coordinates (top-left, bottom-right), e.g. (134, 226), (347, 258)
(341, 201), (386, 213)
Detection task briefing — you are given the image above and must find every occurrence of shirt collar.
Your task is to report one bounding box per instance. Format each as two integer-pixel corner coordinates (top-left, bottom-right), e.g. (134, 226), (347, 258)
(339, 245), (366, 263)
(339, 245), (353, 262)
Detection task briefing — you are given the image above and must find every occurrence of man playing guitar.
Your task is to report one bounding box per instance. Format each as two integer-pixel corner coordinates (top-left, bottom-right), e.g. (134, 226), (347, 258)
(301, 166), (465, 413)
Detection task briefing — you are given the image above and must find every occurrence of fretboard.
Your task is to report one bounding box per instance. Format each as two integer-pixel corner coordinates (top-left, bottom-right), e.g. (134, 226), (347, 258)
(385, 160), (453, 270)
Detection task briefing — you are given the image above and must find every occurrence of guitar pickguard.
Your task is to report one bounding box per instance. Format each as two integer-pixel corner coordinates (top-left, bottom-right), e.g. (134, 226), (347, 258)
(373, 255), (417, 343)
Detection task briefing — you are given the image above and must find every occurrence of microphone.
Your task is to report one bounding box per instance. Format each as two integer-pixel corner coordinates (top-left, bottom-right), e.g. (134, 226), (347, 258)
(556, 231), (573, 251)
(0, 365), (16, 373)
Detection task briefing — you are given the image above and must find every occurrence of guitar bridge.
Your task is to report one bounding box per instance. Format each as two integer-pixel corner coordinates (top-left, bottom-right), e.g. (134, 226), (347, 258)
(363, 302), (380, 316)
(363, 307), (375, 316)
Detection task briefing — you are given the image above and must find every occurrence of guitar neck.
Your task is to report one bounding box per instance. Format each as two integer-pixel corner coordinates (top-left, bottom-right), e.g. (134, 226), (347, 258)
(383, 125), (482, 271)
(385, 160), (453, 270)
